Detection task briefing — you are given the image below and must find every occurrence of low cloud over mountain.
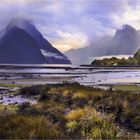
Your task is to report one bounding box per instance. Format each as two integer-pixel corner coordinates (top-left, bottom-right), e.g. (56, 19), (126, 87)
(65, 24), (140, 65)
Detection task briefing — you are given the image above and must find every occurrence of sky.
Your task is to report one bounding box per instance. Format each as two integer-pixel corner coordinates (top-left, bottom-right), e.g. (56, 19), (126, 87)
(0, 0), (140, 52)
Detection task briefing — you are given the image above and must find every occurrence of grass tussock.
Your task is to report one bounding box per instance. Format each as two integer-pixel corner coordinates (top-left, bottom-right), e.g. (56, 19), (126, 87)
(0, 114), (62, 139)
(65, 107), (118, 139)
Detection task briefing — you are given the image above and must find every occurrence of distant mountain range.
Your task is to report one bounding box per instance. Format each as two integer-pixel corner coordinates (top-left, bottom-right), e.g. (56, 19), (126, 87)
(0, 18), (71, 64)
(65, 24), (140, 65)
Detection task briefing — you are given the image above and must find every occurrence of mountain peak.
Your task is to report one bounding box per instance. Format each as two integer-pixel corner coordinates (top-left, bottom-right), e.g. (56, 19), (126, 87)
(115, 24), (137, 38)
(109, 24), (139, 55)
(0, 17), (71, 64)
(122, 24), (134, 30)
(6, 17), (33, 31)
(117, 24), (136, 33)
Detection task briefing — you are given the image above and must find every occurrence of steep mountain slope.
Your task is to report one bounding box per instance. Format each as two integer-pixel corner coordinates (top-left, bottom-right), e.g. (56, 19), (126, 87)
(0, 27), (46, 64)
(0, 18), (71, 64)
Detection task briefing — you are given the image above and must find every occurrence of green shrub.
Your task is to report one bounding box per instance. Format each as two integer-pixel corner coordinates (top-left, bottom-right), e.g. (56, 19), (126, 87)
(66, 121), (78, 132)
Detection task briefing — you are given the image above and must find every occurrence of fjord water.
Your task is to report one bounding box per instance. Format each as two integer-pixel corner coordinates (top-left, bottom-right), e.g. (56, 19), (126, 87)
(1, 64), (140, 86)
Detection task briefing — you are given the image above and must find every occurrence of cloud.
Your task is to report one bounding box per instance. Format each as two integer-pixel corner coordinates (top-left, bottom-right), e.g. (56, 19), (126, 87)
(111, 2), (140, 29)
(51, 30), (89, 52)
(0, 0), (140, 52)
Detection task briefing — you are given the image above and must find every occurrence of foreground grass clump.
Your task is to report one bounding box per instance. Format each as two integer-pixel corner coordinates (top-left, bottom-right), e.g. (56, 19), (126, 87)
(0, 83), (139, 139)
(65, 107), (118, 139)
(0, 114), (62, 139)
(48, 83), (140, 131)
(19, 83), (140, 131)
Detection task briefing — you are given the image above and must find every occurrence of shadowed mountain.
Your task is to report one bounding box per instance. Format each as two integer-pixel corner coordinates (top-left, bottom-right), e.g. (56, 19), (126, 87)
(0, 18), (71, 64)
(65, 24), (140, 65)
(108, 24), (140, 55)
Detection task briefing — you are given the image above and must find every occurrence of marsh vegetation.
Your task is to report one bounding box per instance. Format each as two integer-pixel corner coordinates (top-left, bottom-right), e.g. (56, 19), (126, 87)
(0, 83), (140, 139)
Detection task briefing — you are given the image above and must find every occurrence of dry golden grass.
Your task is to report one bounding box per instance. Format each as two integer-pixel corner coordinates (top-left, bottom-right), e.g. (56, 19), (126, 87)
(65, 107), (118, 139)
(0, 114), (63, 139)
(65, 107), (100, 121)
